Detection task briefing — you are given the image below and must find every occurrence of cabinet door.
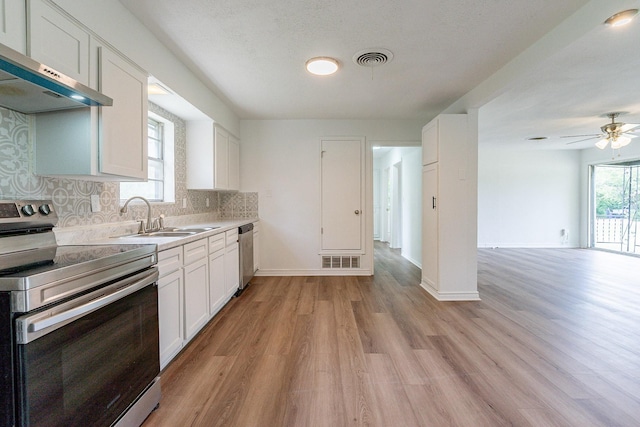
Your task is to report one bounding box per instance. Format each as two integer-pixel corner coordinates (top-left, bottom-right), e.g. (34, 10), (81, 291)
(208, 249), (226, 317)
(422, 163), (438, 289)
(225, 242), (239, 299)
(0, 0), (26, 53)
(98, 46), (148, 179)
(214, 127), (229, 190)
(186, 120), (215, 190)
(28, 0), (89, 84)
(158, 268), (183, 370)
(183, 258), (209, 341)
(228, 136), (240, 191)
(422, 119), (438, 165)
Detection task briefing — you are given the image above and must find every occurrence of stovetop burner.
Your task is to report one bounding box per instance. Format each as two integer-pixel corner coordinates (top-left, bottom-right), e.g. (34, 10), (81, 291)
(0, 200), (158, 311)
(0, 244), (155, 276)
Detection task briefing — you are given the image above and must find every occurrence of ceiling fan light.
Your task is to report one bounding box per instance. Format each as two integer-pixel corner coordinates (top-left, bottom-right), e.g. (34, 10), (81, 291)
(306, 57), (339, 76)
(617, 135), (632, 147)
(595, 138), (609, 149)
(605, 9), (639, 27)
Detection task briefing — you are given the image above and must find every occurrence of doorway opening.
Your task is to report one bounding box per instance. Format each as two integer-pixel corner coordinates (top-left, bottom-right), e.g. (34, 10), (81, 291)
(591, 161), (640, 254)
(372, 145), (422, 269)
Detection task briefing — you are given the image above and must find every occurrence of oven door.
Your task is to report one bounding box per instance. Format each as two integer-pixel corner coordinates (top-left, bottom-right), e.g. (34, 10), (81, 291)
(13, 268), (159, 427)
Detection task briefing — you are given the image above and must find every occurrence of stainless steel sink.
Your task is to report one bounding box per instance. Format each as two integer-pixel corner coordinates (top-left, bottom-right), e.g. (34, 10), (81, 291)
(113, 231), (196, 238)
(112, 226), (219, 239)
(173, 227), (219, 232)
(144, 231), (196, 237)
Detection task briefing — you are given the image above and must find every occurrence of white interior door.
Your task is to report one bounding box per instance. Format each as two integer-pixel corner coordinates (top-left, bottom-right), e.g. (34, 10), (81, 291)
(321, 138), (364, 250)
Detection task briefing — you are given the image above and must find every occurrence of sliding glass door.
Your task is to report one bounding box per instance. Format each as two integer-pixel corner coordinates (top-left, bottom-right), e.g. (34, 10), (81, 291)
(592, 162), (640, 254)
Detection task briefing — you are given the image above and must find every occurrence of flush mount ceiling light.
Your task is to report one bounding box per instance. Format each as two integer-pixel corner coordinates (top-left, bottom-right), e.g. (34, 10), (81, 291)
(604, 9), (639, 27)
(305, 57), (339, 76)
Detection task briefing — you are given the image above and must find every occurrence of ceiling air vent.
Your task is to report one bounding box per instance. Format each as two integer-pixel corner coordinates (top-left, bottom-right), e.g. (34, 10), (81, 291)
(352, 48), (393, 67)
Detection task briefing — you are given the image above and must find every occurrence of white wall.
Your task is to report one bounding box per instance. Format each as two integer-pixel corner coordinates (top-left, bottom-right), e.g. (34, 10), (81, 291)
(240, 119), (423, 274)
(374, 147), (422, 267)
(478, 145), (581, 248)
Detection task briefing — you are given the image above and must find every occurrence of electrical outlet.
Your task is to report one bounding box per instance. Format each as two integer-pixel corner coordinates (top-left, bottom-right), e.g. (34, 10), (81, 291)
(182, 198), (187, 208)
(90, 195), (101, 212)
(206, 197), (210, 207)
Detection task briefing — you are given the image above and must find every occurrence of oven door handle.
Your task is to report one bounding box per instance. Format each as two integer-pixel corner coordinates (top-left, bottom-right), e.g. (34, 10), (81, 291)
(16, 268), (158, 344)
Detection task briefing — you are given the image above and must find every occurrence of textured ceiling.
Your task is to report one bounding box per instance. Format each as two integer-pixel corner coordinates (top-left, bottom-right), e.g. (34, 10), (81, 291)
(479, 1), (640, 150)
(119, 0), (640, 152)
(119, 0), (589, 121)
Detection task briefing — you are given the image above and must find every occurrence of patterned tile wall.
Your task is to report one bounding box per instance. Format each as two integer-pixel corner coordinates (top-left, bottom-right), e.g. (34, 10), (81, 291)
(0, 105), (257, 228)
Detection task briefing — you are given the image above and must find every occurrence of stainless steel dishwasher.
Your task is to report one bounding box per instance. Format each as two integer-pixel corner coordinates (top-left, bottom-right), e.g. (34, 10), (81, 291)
(237, 223), (254, 295)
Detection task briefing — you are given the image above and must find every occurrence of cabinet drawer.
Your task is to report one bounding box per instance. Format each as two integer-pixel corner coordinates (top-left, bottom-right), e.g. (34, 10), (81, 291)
(184, 238), (208, 265)
(208, 233), (225, 253)
(158, 246), (183, 278)
(225, 229), (238, 246)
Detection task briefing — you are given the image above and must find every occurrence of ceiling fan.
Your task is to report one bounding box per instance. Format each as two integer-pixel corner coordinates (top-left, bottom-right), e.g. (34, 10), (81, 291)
(563, 112), (640, 150)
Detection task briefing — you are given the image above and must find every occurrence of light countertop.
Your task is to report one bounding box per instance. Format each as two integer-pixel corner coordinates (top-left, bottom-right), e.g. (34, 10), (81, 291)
(85, 218), (258, 251)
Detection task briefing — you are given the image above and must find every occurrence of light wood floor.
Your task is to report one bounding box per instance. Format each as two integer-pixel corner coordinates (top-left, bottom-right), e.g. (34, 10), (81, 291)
(143, 244), (640, 426)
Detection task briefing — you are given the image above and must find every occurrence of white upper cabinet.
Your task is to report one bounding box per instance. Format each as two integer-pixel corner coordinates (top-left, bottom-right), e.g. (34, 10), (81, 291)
(29, 0), (148, 180)
(0, 0), (26, 53)
(186, 121), (240, 191)
(214, 126), (229, 189)
(27, 0), (89, 84)
(97, 44), (147, 179)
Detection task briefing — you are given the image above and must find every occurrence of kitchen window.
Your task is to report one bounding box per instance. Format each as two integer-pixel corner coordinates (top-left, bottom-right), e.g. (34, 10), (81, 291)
(120, 113), (175, 203)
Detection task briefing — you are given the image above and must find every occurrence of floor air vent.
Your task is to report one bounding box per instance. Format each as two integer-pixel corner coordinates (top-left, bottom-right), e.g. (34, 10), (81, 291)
(322, 256), (361, 269)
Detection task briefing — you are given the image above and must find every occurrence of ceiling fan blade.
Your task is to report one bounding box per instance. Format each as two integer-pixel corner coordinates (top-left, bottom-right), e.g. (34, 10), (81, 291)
(560, 134), (601, 139)
(565, 136), (600, 145)
(620, 123), (640, 132)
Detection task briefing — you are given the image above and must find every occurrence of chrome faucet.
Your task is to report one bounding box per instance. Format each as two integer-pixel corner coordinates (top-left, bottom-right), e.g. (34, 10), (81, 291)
(120, 196), (153, 233)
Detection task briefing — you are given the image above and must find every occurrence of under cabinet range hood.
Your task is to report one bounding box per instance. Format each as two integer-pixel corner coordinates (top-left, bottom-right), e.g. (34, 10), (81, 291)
(0, 43), (113, 114)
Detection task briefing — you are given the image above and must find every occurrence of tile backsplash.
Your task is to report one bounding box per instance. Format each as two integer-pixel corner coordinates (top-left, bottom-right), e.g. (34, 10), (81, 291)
(0, 104), (256, 230)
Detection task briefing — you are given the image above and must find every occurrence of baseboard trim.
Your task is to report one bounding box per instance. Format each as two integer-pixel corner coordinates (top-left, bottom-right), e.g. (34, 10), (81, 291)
(255, 269), (373, 277)
(477, 244), (580, 249)
(420, 280), (481, 301)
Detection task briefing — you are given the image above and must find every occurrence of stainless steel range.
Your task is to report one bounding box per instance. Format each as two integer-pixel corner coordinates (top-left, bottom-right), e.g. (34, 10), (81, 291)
(0, 200), (161, 427)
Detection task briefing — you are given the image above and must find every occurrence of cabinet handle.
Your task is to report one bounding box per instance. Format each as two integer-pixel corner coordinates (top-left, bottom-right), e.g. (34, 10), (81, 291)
(354, 210), (360, 215)
(432, 197), (436, 209)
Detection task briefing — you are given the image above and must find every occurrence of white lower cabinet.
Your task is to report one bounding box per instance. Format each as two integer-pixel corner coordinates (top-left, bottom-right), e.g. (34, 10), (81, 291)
(156, 229), (242, 369)
(157, 247), (184, 370)
(225, 229), (239, 299)
(208, 233), (227, 316)
(183, 239), (209, 341)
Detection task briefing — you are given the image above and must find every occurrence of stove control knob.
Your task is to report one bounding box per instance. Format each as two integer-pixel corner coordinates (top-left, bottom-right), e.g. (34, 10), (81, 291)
(39, 204), (52, 215)
(21, 204), (35, 216)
